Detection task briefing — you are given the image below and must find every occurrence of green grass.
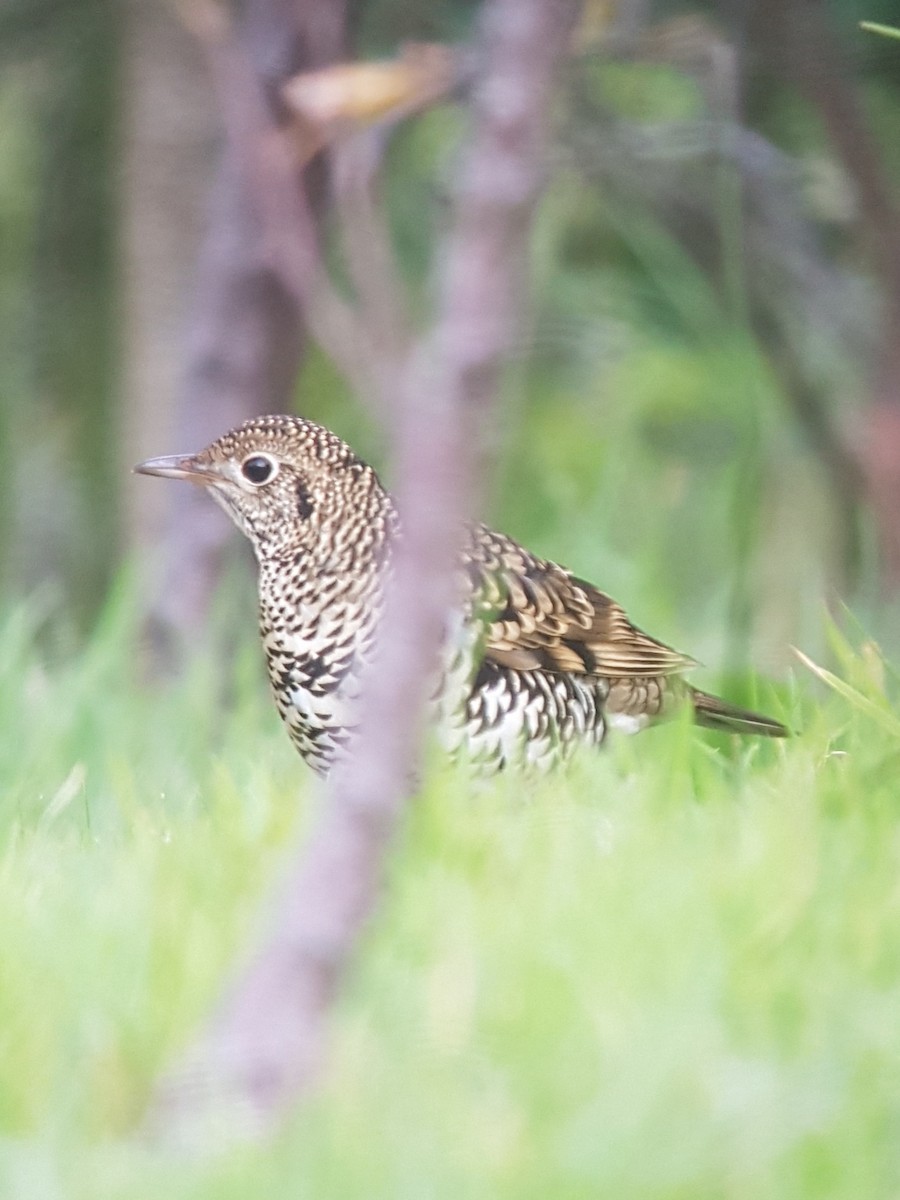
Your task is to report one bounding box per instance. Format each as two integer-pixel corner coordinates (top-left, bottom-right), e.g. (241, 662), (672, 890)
(2, 587), (900, 1198)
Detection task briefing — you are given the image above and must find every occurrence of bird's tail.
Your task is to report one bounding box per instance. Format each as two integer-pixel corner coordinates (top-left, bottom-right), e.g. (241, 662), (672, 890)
(689, 686), (788, 738)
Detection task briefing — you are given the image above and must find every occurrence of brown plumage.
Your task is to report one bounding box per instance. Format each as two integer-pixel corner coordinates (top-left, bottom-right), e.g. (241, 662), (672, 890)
(136, 414), (787, 776)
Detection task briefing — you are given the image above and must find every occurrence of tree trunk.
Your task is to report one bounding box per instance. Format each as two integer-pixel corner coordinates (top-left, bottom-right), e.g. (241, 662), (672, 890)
(121, 0), (217, 574)
(127, 0), (346, 661)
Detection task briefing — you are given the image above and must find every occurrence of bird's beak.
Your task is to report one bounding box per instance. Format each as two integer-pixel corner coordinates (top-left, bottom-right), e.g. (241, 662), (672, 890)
(133, 454), (219, 485)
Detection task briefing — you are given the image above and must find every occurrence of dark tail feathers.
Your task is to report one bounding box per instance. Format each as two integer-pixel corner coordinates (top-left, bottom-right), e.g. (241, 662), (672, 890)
(690, 687), (788, 738)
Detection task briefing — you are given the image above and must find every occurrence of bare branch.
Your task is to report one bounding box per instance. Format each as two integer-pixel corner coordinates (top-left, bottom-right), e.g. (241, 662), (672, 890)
(146, 0), (581, 1151)
(193, 12), (376, 397)
(194, 35), (463, 418)
(329, 131), (413, 411)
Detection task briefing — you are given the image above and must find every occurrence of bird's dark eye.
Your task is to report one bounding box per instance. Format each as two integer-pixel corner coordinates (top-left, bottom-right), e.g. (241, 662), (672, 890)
(241, 454), (277, 485)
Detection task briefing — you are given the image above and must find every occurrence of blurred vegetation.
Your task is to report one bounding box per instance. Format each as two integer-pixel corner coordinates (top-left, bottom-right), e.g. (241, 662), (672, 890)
(0, 0), (118, 610)
(6, 0), (900, 1189)
(2, 0), (900, 676)
(6, 594), (900, 1196)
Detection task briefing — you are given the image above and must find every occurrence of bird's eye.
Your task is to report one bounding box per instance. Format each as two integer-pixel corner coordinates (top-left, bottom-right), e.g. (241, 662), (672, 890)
(241, 454), (278, 485)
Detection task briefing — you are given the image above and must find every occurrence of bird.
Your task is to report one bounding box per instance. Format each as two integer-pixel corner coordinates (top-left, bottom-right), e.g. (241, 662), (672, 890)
(136, 414), (787, 776)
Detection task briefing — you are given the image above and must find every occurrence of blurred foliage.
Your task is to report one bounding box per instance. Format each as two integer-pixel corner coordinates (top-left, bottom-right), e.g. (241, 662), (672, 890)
(0, 0), (118, 612)
(2, 0), (900, 670)
(7, 594), (900, 1195)
(5, 1), (900, 1187)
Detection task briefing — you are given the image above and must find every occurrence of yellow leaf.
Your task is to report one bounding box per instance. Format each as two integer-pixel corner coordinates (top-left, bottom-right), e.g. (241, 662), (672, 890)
(282, 44), (457, 130)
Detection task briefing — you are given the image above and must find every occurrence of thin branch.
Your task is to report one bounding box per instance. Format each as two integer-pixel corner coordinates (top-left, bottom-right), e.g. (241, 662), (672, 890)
(195, 30), (463, 418)
(146, 0), (580, 1151)
(329, 130), (413, 411)
(194, 14), (378, 399)
(313, 44), (465, 412)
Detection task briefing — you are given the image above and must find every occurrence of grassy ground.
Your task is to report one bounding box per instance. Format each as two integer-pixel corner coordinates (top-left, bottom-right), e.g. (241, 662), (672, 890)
(2, 587), (900, 1199)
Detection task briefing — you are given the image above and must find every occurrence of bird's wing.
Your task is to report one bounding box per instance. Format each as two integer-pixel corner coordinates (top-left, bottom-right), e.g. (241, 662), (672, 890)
(464, 526), (696, 679)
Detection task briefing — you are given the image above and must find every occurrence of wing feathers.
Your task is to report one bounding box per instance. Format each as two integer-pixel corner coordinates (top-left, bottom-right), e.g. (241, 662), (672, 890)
(465, 528), (696, 681)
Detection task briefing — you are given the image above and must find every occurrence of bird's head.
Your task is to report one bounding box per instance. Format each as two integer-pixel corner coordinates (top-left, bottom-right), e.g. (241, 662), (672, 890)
(135, 415), (392, 563)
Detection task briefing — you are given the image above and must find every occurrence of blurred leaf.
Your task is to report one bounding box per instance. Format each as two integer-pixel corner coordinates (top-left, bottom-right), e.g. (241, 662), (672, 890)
(860, 21), (900, 40)
(581, 60), (704, 123)
(283, 43), (458, 131)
